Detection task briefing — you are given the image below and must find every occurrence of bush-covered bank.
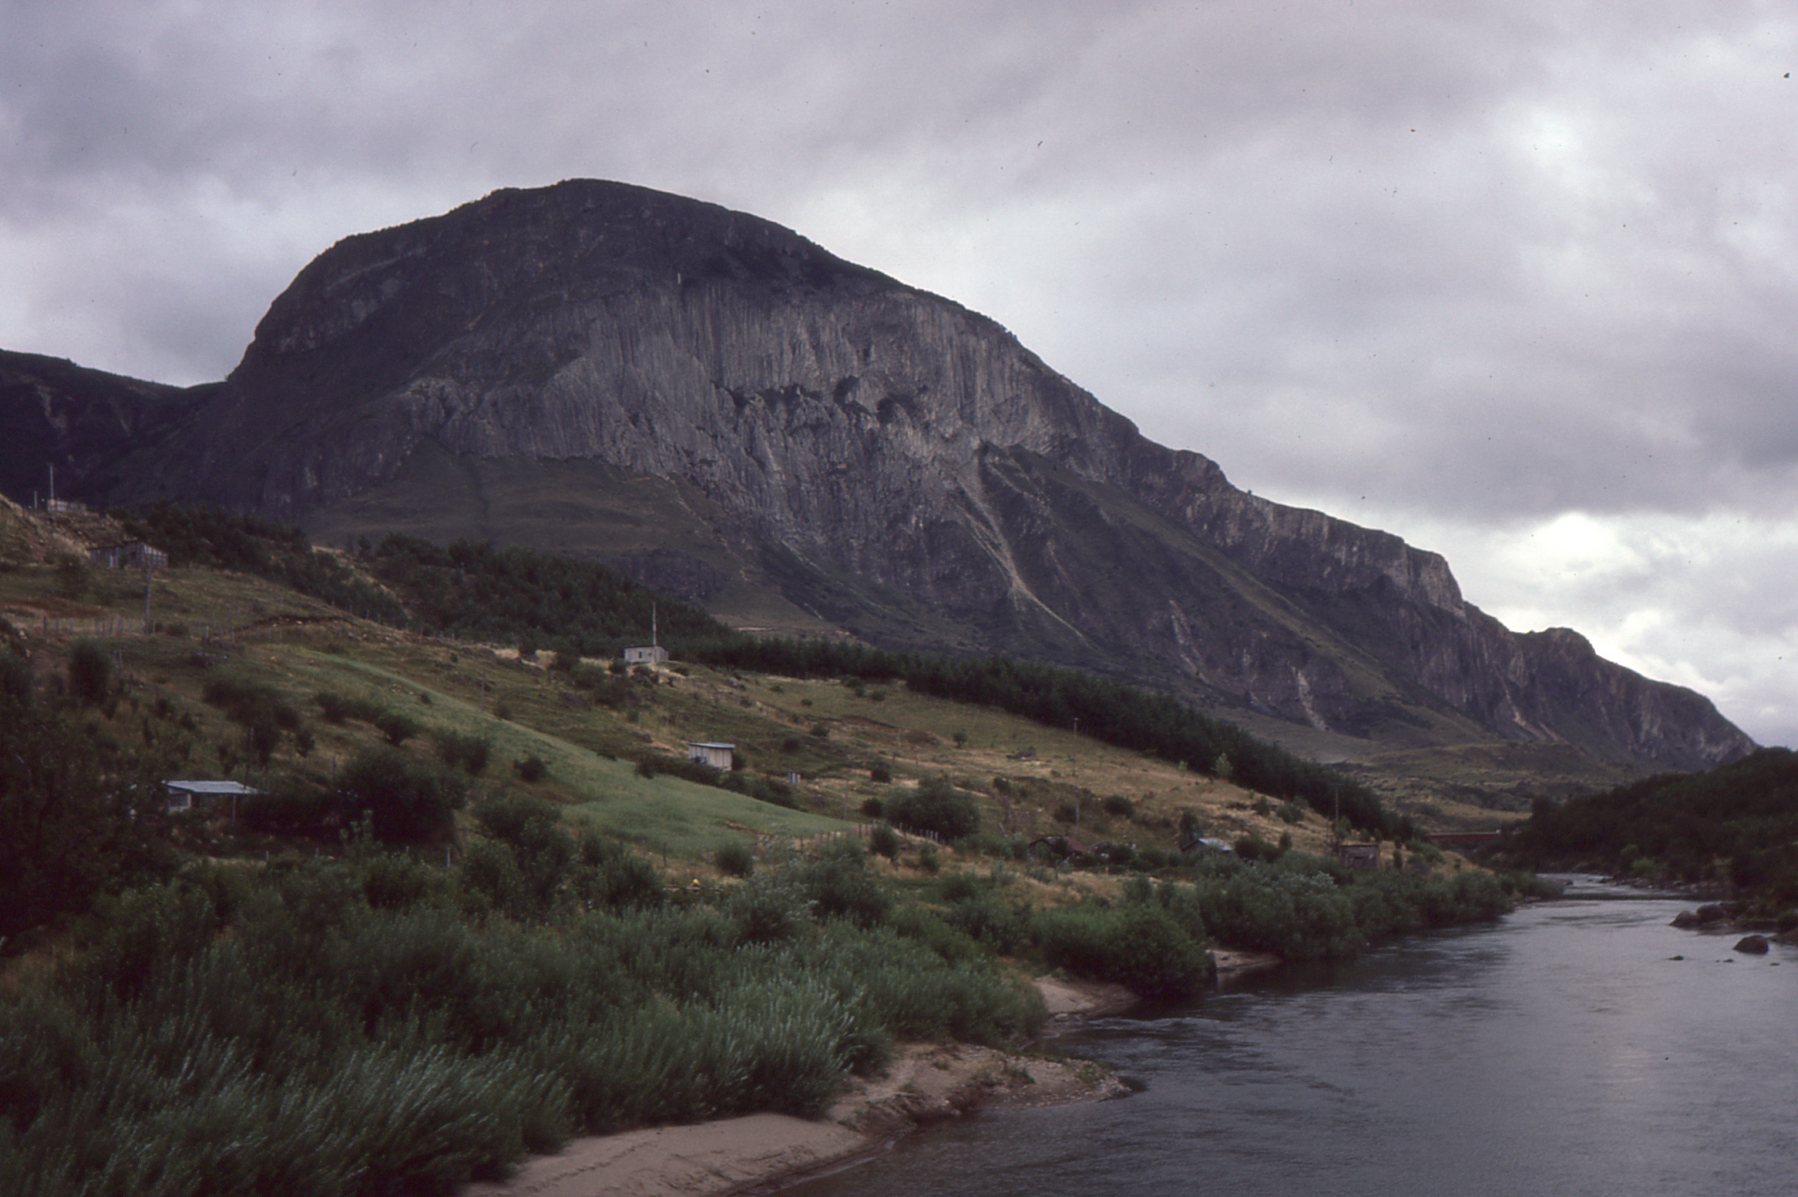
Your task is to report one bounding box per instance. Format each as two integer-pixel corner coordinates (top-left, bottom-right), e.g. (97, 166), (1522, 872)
(0, 842), (1042, 1197)
(0, 793), (1536, 1195)
(1502, 747), (1798, 912)
(936, 850), (1529, 1004)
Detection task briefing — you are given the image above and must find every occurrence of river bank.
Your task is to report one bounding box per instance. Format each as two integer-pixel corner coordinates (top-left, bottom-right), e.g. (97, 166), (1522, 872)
(466, 949), (1289, 1197)
(777, 894), (1798, 1197)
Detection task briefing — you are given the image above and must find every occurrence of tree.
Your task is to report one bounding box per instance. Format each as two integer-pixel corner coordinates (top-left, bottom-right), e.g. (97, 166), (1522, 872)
(884, 778), (980, 841)
(0, 697), (172, 939)
(338, 748), (467, 845)
(67, 640), (111, 706)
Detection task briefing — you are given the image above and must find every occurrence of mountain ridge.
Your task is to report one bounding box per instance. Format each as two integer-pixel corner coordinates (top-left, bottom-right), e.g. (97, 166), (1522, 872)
(0, 179), (1756, 777)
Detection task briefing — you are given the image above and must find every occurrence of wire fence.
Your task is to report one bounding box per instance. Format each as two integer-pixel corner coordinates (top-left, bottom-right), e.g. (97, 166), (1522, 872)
(28, 614), (144, 639)
(757, 823), (944, 856)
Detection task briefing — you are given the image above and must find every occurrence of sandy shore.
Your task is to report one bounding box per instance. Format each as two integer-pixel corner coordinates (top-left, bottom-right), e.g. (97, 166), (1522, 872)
(464, 977), (1135, 1197)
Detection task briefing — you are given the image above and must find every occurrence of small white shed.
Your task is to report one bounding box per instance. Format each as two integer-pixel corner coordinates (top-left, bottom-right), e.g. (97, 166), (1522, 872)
(163, 779), (260, 814)
(686, 742), (735, 770)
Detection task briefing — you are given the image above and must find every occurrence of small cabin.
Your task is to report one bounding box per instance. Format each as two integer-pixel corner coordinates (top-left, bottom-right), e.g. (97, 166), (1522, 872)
(1339, 843), (1381, 871)
(89, 541), (169, 570)
(686, 741), (735, 770)
(622, 645), (669, 666)
(163, 779), (260, 814)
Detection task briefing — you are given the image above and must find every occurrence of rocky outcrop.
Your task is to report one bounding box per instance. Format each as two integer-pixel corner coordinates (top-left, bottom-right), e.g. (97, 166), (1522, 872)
(0, 181), (1757, 770)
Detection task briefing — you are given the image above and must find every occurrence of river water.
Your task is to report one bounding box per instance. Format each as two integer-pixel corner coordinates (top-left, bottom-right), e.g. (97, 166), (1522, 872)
(786, 881), (1796, 1196)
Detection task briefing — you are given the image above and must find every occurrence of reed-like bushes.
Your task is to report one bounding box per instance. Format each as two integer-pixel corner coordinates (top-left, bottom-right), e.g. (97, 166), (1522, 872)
(0, 843), (1046, 1197)
(1182, 852), (1515, 960)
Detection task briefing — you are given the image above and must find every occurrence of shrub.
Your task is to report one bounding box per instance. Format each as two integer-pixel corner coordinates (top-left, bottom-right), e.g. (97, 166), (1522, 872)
(715, 841), (755, 879)
(375, 711), (421, 746)
(361, 852), (441, 911)
(570, 838), (665, 911)
(723, 872), (809, 944)
(238, 783), (341, 839)
(1233, 834), (1283, 862)
(868, 824), (900, 862)
(720, 772), (797, 810)
(515, 754), (550, 783)
(944, 893), (1028, 954)
(1, 649), (32, 705)
(315, 690), (352, 723)
(1188, 860), (1363, 959)
(792, 842), (890, 927)
(435, 730), (492, 776)
(338, 748), (467, 846)
(884, 779), (980, 842)
(869, 762), (893, 783)
(67, 640), (111, 706)
(1033, 902), (1213, 1000)
(1101, 794), (1135, 819)
(459, 839), (527, 916)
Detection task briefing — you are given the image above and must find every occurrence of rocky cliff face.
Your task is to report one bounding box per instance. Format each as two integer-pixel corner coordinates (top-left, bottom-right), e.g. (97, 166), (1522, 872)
(11, 180), (1755, 770)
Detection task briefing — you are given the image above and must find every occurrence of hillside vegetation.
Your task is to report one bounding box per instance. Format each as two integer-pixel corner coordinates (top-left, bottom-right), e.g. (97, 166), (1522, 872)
(2, 504), (1540, 1196)
(1502, 748), (1798, 912)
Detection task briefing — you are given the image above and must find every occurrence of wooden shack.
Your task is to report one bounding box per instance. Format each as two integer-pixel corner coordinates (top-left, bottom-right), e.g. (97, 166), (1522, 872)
(686, 741), (735, 770)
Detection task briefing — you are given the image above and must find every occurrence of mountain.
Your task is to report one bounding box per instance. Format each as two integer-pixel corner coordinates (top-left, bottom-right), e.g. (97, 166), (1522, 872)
(0, 180), (1756, 779)
(0, 349), (210, 510)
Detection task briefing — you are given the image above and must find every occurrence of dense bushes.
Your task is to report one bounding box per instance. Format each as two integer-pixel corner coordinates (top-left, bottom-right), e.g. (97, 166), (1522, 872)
(338, 749), (467, 846)
(1508, 747), (1798, 909)
(66, 640), (111, 706)
(357, 535), (725, 657)
(883, 778), (980, 841)
(0, 696), (176, 940)
(0, 843), (1045, 1197)
(1034, 891), (1214, 1001)
(1182, 852), (1514, 960)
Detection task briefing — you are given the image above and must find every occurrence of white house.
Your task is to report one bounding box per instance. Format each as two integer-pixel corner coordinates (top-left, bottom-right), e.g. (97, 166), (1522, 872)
(163, 779), (260, 814)
(623, 645), (670, 666)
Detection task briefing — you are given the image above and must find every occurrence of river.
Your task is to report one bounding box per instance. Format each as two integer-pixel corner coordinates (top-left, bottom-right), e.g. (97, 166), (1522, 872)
(785, 880), (1796, 1196)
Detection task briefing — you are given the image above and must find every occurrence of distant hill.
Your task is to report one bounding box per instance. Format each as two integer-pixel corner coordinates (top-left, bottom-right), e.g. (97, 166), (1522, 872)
(0, 180), (1756, 790)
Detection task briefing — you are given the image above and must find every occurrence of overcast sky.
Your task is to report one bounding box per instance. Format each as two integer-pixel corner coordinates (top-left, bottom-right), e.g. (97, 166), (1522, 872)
(4, 1), (1794, 746)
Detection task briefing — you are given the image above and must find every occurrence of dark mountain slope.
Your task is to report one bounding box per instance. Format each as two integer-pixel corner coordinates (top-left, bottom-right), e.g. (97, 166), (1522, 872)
(0, 349), (209, 507)
(0, 181), (1755, 772)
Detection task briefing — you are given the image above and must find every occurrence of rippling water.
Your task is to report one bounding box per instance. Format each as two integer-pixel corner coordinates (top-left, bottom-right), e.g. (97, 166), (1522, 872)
(786, 882), (1797, 1196)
